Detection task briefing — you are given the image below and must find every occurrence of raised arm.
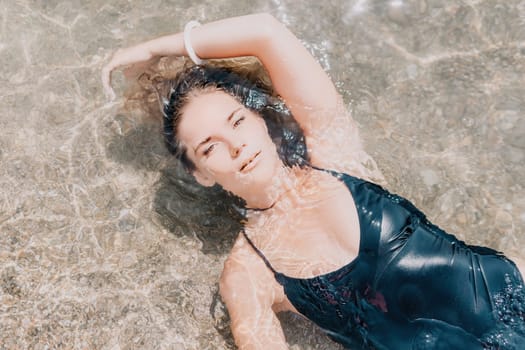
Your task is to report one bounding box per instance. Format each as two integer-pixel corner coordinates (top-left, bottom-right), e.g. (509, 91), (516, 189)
(186, 13), (343, 132)
(103, 14), (339, 137)
(102, 13), (383, 179)
(219, 249), (288, 350)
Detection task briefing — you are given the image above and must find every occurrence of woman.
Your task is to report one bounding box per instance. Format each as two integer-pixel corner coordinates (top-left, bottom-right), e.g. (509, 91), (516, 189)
(102, 13), (525, 350)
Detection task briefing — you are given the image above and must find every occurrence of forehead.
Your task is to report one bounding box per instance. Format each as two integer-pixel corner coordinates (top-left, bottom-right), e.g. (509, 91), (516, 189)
(177, 90), (243, 146)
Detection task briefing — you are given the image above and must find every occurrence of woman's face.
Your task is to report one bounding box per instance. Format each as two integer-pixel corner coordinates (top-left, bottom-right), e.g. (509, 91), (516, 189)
(177, 90), (282, 196)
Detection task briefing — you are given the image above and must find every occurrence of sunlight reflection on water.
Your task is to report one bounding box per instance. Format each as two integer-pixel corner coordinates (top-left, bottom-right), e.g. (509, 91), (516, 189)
(1, 0), (524, 349)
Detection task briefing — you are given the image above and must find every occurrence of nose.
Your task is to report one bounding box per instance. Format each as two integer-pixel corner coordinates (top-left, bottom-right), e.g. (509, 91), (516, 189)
(230, 141), (245, 158)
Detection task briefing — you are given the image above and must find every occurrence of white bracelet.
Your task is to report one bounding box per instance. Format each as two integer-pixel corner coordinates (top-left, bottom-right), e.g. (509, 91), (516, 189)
(184, 20), (205, 65)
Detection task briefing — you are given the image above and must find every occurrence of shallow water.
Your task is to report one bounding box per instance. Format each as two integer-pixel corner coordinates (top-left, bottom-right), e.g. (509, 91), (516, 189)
(1, 0), (524, 349)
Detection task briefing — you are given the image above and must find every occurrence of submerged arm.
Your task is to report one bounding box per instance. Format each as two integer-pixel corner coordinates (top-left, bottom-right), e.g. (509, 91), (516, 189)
(220, 252), (288, 350)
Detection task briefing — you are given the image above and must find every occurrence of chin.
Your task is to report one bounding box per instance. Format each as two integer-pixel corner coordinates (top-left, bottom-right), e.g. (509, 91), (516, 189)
(229, 154), (280, 192)
(240, 158), (272, 182)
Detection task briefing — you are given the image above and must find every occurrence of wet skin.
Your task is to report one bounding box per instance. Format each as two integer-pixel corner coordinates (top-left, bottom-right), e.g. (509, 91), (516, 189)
(177, 90), (285, 209)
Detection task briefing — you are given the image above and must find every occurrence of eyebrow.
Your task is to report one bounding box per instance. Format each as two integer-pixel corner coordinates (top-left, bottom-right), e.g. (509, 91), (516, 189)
(193, 107), (243, 153)
(227, 107), (242, 122)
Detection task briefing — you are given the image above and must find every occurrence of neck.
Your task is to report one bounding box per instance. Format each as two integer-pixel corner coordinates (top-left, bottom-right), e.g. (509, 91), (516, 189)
(242, 165), (306, 211)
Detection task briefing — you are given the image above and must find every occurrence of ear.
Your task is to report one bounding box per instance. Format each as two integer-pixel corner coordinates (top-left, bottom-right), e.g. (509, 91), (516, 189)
(193, 169), (215, 187)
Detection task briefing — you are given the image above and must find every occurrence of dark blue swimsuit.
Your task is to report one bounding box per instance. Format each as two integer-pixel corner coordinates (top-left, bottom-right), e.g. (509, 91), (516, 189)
(243, 169), (525, 349)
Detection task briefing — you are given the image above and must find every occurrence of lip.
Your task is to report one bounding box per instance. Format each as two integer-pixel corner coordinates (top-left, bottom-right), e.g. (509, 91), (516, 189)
(240, 151), (261, 173)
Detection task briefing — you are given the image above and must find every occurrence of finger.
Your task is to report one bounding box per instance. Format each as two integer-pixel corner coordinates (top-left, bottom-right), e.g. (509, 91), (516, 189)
(101, 65), (110, 88)
(104, 86), (116, 101)
(101, 65), (116, 101)
(102, 82), (116, 101)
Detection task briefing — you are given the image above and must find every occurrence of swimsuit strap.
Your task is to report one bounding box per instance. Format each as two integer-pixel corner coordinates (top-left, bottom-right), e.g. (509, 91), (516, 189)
(242, 230), (280, 276)
(241, 166), (360, 286)
(309, 164), (337, 176)
(241, 166), (351, 280)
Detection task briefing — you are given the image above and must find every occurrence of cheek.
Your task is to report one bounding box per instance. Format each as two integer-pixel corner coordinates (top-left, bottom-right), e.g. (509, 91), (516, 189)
(247, 120), (273, 147)
(197, 148), (231, 174)
(257, 127), (278, 152)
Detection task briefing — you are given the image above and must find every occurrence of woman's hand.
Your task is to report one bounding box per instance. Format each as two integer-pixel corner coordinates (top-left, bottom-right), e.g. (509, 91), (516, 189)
(101, 44), (157, 100)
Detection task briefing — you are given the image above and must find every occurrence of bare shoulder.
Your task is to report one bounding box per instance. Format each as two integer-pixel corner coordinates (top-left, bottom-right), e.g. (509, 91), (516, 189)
(220, 233), (283, 307)
(219, 233), (290, 349)
(306, 108), (386, 184)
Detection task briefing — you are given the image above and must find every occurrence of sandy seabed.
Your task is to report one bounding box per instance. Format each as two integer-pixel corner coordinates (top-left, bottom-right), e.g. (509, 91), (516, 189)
(1, 0), (524, 349)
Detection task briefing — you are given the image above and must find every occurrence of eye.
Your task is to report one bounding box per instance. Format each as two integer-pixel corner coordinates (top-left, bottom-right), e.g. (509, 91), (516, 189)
(203, 143), (216, 156)
(233, 116), (245, 128)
